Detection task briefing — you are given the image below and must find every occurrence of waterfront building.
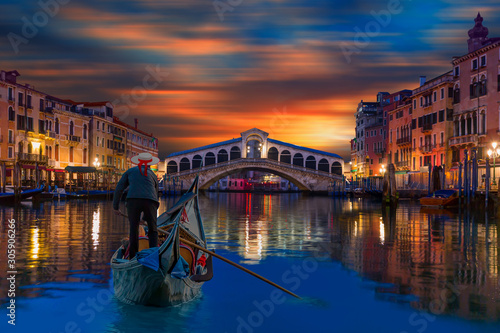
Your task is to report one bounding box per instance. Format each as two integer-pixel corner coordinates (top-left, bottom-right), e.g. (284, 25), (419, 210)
(352, 92), (388, 178)
(0, 69), (158, 189)
(113, 117), (159, 172)
(410, 72), (454, 173)
(449, 13), (500, 170)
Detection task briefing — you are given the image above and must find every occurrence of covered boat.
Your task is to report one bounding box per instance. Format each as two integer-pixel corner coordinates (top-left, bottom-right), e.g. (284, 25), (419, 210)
(420, 189), (459, 208)
(111, 176), (213, 306)
(0, 186), (44, 205)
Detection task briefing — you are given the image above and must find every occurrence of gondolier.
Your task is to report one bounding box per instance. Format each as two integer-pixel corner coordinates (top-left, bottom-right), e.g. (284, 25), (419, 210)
(113, 152), (160, 259)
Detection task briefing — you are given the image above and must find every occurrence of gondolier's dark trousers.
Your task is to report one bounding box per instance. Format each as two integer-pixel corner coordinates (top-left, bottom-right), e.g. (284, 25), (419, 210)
(126, 198), (160, 259)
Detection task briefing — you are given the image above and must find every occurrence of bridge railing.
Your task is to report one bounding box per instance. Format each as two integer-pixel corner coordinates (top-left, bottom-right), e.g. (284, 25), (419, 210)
(167, 158), (343, 179)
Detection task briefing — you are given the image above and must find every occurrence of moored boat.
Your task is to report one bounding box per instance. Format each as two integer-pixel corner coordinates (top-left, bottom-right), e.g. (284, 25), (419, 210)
(420, 189), (459, 208)
(0, 186), (44, 205)
(111, 176), (213, 306)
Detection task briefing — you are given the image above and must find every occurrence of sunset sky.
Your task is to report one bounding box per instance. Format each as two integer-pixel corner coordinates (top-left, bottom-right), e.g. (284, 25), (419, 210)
(1, 0), (500, 160)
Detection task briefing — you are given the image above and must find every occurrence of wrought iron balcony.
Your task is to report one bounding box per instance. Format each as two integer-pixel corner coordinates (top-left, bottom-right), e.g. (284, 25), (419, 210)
(419, 144), (436, 153)
(16, 153), (48, 163)
(395, 161), (409, 168)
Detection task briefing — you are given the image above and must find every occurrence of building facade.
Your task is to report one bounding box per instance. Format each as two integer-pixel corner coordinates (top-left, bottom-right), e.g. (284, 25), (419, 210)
(0, 69), (158, 189)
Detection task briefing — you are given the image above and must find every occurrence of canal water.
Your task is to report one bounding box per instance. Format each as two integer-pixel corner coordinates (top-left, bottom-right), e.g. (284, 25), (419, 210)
(0, 194), (499, 333)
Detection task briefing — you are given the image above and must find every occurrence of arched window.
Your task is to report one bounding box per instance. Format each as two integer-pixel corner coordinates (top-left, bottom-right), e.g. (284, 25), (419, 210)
(55, 118), (60, 134)
(280, 150), (291, 164)
(180, 158), (190, 171)
(167, 161), (178, 174)
(305, 156), (316, 170)
(331, 162), (342, 175)
(318, 158), (329, 172)
(293, 153), (303, 167)
(192, 155), (203, 168)
(230, 146), (241, 160)
(8, 106), (15, 121)
(268, 147), (279, 161)
(205, 152), (216, 166)
(217, 149), (228, 163)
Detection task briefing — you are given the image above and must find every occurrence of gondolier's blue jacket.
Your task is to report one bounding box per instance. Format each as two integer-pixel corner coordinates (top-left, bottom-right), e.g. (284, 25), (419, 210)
(113, 166), (159, 210)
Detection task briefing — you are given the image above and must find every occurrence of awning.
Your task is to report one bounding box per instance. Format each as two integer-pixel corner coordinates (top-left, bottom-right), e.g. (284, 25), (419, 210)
(65, 166), (97, 173)
(22, 165), (35, 170)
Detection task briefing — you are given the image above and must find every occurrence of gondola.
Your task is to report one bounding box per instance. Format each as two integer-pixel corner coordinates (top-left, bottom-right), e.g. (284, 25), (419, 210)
(0, 186), (44, 204)
(111, 176), (213, 306)
(420, 189), (459, 208)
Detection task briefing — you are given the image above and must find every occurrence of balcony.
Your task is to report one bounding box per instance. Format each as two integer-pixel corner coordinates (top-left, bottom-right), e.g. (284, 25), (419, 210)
(66, 135), (81, 143)
(48, 159), (55, 167)
(396, 136), (411, 145)
(422, 101), (433, 108)
(115, 148), (125, 155)
(419, 144), (436, 154)
(449, 134), (478, 147)
(395, 161), (409, 169)
(8, 96), (15, 104)
(421, 123), (433, 133)
(16, 153), (48, 163)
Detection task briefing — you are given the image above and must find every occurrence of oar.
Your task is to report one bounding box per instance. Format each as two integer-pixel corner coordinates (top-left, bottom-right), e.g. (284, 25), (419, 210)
(117, 211), (301, 299)
(159, 228), (301, 299)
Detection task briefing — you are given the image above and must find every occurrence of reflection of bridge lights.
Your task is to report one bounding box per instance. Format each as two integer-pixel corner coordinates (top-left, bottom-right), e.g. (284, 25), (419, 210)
(31, 226), (39, 260)
(92, 208), (100, 248)
(354, 221), (357, 237)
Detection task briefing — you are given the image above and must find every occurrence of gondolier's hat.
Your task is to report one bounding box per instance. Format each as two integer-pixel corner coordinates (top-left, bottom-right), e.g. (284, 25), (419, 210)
(131, 153), (160, 176)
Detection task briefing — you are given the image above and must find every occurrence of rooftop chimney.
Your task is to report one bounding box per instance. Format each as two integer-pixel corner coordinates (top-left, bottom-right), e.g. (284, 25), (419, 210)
(134, 118), (138, 129)
(419, 76), (426, 86)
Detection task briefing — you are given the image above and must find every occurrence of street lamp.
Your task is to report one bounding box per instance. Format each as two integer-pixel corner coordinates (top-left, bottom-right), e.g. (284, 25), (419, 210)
(379, 164), (386, 176)
(487, 142), (500, 186)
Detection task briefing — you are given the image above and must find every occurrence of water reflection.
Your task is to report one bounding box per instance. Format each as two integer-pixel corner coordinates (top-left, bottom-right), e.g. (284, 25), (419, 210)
(0, 194), (498, 324)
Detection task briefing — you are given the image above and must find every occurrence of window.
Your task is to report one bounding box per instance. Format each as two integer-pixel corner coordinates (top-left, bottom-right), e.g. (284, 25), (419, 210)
(38, 119), (44, 133)
(413, 99), (416, 109)
(27, 117), (34, 131)
(55, 145), (59, 161)
(413, 138), (416, 149)
(8, 87), (13, 101)
(83, 124), (87, 139)
(17, 115), (25, 130)
(440, 132), (444, 145)
(102, 155), (105, 164)
(96, 136), (99, 147)
(27, 95), (32, 109)
(97, 120), (100, 131)
(440, 88), (444, 99)
(433, 134), (436, 145)
(472, 58), (478, 70)
(454, 66), (460, 76)
(18, 92), (23, 106)
(439, 110), (445, 122)
(55, 118), (59, 134)
(102, 138), (104, 147)
(69, 147), (74, 162)
(8, 147), (13, 159)
(420, 97), (423, 107)
(420, 156), (422, 168)
(102, 123), (105, 131)
(480, 55), (486, 67)
(8, 130), (13, 144)
(433, 91), (437, 102)
(440, 153), (444, 165)
(8, 107), (15, 121)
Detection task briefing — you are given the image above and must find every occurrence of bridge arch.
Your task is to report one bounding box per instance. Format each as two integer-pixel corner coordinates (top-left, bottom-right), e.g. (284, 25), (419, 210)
(217, 149), (228, 163)
(331, 161), (342, 175)
(205, 152), (216, 166)
(293, 153), (303, 167)
(305, 156), (316, 170)
(193, 155), (203, 168)
(268, 147), (279, 161)
(180, 158), (190, 171)
(167, 161), (178, 173)
(230, 146), (241, 160)
(318, 158), (329, 172)
(280, 150), (291, 164)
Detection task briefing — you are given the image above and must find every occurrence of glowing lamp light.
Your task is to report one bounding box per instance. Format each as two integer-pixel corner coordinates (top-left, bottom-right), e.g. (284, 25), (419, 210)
(31, 142), (41, 150)
(493, 142), (498, 149)
(488, 149), (493, 157)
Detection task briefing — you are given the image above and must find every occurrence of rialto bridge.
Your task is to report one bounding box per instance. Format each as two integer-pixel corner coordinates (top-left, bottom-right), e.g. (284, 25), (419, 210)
(164, 128), (345, 192)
